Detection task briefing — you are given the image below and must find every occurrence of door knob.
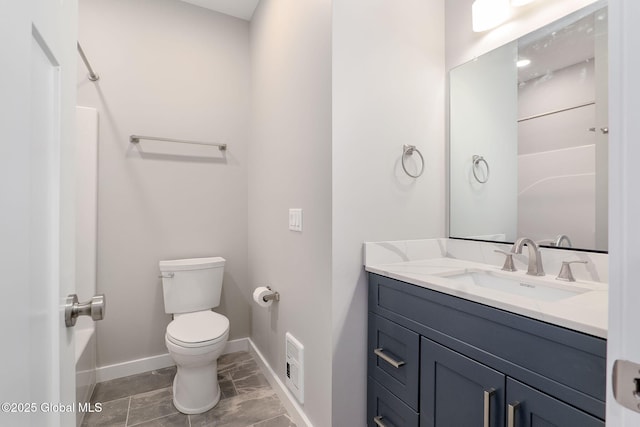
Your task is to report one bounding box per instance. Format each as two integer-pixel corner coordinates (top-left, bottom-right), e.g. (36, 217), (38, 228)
(65, 294), (106, 327)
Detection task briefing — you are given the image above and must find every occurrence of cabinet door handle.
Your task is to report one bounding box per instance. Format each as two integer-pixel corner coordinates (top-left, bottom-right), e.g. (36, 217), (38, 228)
(508, 401), (520, 427)
(374, 348), (406, 368)
(373, 415), (387, 427)
(483, 388), (495, 427)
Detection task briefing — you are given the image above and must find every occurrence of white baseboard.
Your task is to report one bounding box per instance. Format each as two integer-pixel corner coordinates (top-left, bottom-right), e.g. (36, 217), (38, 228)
(95, 353), (174, 383)
(222, 337), (249, 354)
(95, 338), (249, 383)
(247, 338), (313, 427)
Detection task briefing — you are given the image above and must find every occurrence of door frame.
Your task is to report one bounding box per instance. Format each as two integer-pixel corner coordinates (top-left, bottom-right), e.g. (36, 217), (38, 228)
(606, 0), (640, 425)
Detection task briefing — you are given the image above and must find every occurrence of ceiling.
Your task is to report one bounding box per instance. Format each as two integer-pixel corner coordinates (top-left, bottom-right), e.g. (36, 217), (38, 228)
(179, 0), (259, 21)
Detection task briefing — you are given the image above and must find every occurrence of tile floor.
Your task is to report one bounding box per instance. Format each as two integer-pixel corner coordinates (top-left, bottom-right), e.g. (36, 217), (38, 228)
(81, 351), (296, 427)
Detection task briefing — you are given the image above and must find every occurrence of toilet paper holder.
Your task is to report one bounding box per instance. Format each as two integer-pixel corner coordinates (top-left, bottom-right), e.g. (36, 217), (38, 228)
(262, 286), (280, 302)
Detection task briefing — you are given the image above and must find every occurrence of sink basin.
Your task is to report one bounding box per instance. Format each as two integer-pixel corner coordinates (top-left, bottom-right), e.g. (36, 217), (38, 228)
(439, 269), (589, 302)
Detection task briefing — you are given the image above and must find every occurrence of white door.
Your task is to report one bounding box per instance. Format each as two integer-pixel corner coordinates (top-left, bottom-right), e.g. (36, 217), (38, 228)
(607, 0), (640, 425)
(0, 1), (78, 426)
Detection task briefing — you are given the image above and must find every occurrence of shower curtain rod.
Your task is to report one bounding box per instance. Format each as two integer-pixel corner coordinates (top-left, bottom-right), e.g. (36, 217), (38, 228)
(77, 42), (99, 82)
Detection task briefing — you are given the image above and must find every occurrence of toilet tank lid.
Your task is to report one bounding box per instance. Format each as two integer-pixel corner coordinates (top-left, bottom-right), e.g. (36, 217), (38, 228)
(159, 257), (225, 271)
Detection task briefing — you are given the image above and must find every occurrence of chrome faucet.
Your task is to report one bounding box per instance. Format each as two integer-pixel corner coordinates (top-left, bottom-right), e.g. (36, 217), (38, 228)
(511, 237), (545, 276)
(537, 234), (572, 248)
(553, 234), (572, 248)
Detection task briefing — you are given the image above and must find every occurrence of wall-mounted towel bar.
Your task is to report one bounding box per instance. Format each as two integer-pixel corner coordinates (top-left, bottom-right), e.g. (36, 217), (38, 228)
(130, 135), (227, 151)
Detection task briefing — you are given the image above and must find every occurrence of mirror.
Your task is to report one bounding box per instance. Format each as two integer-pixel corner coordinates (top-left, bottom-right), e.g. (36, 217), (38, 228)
(449, 1), (608, 252)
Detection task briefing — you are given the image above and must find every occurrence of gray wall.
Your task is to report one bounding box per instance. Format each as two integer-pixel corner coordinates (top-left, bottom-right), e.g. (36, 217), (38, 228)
(78, 0), (251, 368)
(331, 0), (446, 424)
(248, 1), (333, 426)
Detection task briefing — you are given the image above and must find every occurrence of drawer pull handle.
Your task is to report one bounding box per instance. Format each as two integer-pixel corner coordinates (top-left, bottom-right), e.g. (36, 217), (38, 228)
(508, 401), (520, 427)
(483, 388), (495, 427)
(373, 415), (387, 427)
(374, 348), (405, 368)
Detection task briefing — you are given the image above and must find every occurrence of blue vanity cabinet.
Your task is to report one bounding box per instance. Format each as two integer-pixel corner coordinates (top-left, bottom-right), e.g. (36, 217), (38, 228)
(420, 338), (604, 427)
(367, 272), (607, 427)
(367, 313), (420, 427)
(506, 378), (604, 427)
(368, 378), (419, 427)
(368, 313), (420, 409)
(421, 338), (505, 427)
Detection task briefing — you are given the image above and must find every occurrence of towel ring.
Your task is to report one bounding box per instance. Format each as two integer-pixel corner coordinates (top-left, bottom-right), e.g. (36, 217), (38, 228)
(472, 155), (490, 183)
(402, 145), (425, 178)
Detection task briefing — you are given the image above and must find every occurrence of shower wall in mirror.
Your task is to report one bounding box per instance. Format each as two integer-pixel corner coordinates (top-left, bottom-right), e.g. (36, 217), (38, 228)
(449, 0), (608, 252)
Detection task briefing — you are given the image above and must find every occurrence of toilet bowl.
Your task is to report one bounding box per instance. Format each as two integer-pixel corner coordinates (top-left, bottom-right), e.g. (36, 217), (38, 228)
(159, 257), (228, 414)
(165, 310), (229, 414)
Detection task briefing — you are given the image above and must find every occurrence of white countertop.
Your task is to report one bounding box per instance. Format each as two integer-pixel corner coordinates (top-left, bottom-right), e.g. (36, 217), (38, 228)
(366, 257), (608, 339)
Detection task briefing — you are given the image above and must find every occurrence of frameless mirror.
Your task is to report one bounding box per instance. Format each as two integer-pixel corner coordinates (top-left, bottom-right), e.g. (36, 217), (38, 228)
(449, 1), (608, 252)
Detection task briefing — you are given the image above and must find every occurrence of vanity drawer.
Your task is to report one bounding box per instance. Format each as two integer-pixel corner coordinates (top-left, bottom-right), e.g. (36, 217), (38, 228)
(368, 313), (420, 410)
(368, 377), (419, 427)
(369, 273), (607, 419)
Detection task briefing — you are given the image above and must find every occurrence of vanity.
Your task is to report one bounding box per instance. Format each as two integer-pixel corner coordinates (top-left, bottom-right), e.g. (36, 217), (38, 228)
(365, 246), (607, 427)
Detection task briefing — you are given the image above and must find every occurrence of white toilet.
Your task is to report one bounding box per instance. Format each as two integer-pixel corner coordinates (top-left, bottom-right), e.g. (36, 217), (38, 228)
(159, 256), (229, 414)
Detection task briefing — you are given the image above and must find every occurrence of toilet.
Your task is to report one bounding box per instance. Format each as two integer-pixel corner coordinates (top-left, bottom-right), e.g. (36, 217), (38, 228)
(159, 256), (229, 414)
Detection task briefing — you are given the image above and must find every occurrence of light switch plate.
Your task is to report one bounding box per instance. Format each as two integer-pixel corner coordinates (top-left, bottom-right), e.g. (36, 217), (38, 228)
(289, 209), (302, 232)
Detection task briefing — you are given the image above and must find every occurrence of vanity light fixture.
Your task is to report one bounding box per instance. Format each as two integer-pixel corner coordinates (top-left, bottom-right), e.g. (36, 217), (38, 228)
(472, 0), (510, 32)
(516, 58), (531, 67)
(473, 0), (539, 32)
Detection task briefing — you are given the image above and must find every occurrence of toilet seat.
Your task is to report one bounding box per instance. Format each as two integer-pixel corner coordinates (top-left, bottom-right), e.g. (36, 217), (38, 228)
(166, 311), (229, 348)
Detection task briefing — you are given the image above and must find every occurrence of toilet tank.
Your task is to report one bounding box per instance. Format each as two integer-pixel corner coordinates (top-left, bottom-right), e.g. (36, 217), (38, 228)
(159, 257), (225, 314)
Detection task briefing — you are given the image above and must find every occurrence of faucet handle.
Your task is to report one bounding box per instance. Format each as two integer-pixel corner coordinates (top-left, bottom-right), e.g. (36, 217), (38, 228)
(494, 249), (516, 272)
(556, 260), (588, 282)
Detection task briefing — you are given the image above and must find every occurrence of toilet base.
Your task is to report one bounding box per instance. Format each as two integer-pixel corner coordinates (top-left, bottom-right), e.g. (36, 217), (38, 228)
(172, 374), (220, 415)
(171, 358), (221, 415)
